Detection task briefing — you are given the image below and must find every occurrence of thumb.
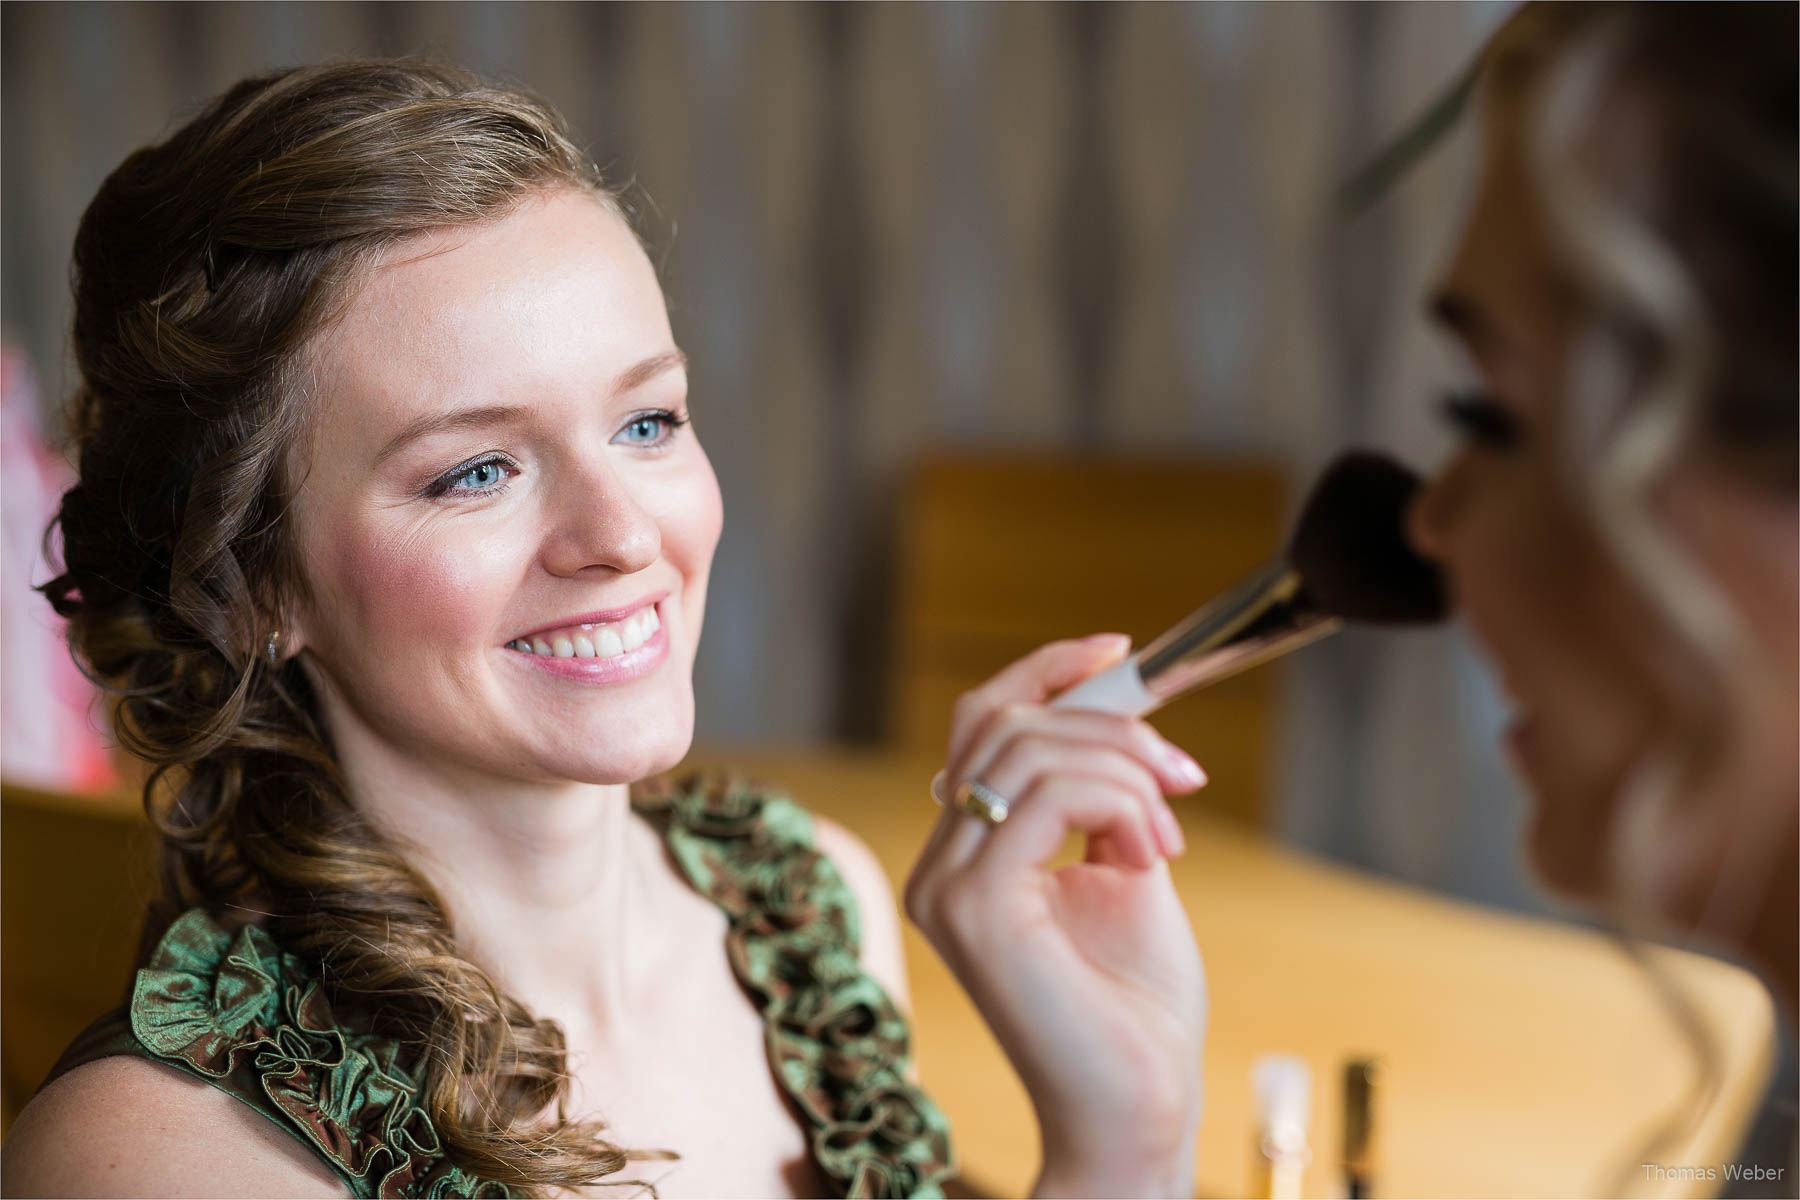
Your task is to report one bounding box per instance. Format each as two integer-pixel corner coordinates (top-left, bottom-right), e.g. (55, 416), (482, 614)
(948, 634), (1133, 762)
(990, 633), (1133, 704)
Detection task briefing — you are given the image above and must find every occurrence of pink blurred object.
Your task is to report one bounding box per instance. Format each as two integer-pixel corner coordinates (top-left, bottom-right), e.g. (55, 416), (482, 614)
(1, 343), (117, 792)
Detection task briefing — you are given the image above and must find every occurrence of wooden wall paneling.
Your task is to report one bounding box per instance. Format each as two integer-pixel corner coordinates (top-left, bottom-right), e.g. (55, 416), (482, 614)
(919, 5), (999, 441)
(747, 2), (834, 741)
(1050, 4), (1123, 446)
(980, 4), (1072, 446)
(852, 2), (935, 742)
(1176, 4), (1268, 454)
(1105, 3), (1202, 453)
(517, 3), (617, 175)
(1247, 1), (1348, 472)
(806, 4), (884, 739)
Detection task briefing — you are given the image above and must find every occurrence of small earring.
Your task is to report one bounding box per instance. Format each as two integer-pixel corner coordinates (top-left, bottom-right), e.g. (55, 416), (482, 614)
(266, 630), (282, 667)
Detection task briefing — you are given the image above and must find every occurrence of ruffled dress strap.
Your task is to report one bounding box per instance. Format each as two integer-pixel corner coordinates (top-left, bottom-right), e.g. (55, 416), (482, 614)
(42, 909), (507, 1199)
(631, 771), (957, 1200)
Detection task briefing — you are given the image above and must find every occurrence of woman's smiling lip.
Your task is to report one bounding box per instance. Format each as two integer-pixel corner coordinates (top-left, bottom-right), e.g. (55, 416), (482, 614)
(509, 591), (669, 643)
(502, 599), (671, 684)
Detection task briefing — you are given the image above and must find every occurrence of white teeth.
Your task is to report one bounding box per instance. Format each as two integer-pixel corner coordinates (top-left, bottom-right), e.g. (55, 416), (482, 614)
(510, 604), (661, 659)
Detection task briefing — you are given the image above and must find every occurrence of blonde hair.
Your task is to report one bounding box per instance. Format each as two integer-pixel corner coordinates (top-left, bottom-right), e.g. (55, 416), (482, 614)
(1484, 4), (1795, 1191)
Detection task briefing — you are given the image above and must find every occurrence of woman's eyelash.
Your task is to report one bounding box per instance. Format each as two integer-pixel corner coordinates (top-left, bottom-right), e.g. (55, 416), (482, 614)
(615, 408), (691, 448)
(419, 410), (691, 499)
(1438, 390), (1521, 448)
(424, 455), (516, 499)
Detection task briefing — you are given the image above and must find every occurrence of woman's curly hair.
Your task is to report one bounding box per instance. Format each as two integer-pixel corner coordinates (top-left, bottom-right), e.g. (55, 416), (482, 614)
(41, 57), (667, 1194)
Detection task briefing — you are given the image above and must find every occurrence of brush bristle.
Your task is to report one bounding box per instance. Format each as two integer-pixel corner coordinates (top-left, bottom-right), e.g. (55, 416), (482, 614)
(1288, 451), (1448, 624)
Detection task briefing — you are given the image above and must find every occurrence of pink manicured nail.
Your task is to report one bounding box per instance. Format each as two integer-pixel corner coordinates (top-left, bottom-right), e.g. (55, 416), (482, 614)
(1156, 803), (1186, 856)
(1162, 743), (1207, 789)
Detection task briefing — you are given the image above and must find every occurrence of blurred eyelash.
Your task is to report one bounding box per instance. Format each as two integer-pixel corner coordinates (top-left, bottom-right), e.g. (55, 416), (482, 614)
(1438, 390), (1521, 448)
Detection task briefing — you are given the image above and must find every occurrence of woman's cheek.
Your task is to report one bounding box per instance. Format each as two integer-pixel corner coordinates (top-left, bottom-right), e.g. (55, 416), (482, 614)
(655, 453), (724, 652)
(336, 517), (524, 657)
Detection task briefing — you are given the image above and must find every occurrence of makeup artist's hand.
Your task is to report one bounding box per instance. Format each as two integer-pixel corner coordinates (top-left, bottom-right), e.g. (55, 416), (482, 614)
(904, 634), (1207, 1199)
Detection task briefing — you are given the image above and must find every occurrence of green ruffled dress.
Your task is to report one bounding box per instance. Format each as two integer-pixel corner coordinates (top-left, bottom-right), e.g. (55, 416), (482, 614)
(43, 773), (956, 1199)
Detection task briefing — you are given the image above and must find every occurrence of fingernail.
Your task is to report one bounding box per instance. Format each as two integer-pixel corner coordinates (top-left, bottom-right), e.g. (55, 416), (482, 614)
(1163, 744), (1207, 789)
(1157, 803), (1186, 856)
(1085, 632), (1131, 650)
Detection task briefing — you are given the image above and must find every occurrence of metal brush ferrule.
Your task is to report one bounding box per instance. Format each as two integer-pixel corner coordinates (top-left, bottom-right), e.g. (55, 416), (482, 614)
(1135, 560), (1342, 702)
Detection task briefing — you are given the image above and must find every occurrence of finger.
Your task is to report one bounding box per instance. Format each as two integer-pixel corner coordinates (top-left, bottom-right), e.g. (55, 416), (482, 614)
(947, 634), (1131, 766)
(979, 735), (1181, 860)
(949, 705), (1206, 805)
(969, 773), (1162, 879)
(936, 735), (1175, 871)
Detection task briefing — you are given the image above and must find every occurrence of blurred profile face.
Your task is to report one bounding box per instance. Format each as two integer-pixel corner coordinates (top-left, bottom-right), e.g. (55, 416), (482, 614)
(1407, 51), (1798, 925)
(285, 187), (722, 791)
(1405, 67), (1689, 903)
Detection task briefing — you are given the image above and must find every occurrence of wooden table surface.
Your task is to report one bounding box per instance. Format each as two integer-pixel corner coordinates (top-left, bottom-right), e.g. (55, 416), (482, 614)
(682, 748), (1777, 1200)
(4, 754), (1777, 1197)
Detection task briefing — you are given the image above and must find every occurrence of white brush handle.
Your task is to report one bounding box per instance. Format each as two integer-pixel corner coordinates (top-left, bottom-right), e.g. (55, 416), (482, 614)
(1049, 653), (1159, 717)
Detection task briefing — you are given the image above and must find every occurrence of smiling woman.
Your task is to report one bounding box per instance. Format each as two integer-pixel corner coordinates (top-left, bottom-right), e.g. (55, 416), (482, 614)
(0, 61), (952, 1199)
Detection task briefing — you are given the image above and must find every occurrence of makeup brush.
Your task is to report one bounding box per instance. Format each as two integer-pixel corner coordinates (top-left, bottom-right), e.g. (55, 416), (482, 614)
(1051, 451), (1448, 717)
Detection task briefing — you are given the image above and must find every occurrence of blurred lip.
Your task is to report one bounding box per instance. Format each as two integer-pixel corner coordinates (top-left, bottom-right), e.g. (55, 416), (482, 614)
(1461, 620), (1540, 755)
(1504, 709), (1539, 768)
(510, 590), (669, 642)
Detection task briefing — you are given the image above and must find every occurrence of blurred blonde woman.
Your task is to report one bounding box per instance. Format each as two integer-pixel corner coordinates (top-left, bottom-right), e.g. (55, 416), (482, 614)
(912, 0), (1795, 1186)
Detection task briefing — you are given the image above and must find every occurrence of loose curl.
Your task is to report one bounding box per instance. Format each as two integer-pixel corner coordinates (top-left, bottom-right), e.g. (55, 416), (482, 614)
(41, 57), (670, 1195)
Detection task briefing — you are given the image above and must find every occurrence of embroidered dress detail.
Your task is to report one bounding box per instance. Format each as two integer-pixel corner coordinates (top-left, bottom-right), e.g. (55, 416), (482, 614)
(74, 908), (506, 1198)
(632, 773), (956, 1199)
(41, 772), (956, 1199)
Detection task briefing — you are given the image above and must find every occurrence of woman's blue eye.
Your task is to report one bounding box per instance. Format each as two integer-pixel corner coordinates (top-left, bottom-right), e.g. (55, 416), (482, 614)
(612, 410), (690, 447)
(427, 457), (514, 497)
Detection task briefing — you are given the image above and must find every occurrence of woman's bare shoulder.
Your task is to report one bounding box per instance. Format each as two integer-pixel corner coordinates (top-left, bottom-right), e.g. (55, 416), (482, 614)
(1, 1055), (350, 1197)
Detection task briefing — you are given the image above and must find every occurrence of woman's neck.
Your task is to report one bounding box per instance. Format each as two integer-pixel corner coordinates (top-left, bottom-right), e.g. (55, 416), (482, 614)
(327, 727), (689, 1041)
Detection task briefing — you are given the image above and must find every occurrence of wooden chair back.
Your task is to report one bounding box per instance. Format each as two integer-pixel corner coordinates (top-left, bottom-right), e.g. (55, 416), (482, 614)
(891, 454), (1289, 827)
(0, 783), (156, 1136)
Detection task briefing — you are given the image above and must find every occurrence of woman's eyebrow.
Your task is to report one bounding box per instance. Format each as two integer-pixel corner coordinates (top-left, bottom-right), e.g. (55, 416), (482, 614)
(614, 348), (687, 395)
(369, 349), (690, 467)
(371, 404), (531, 467)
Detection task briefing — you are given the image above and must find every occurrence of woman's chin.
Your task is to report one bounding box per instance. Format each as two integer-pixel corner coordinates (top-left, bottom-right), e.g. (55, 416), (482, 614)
(1520, 783), (1619, 906)
(564, 736), (694, 787)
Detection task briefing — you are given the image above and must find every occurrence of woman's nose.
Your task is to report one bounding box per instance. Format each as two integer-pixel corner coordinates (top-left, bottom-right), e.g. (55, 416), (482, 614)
(1406, 456), (1462, 565)
(542, 461), (661, 578)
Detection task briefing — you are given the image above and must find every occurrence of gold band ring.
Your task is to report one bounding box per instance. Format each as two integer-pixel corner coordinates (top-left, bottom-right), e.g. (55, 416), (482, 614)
(928, 771), (1011, 826)
(955, 778), (1011, 826)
